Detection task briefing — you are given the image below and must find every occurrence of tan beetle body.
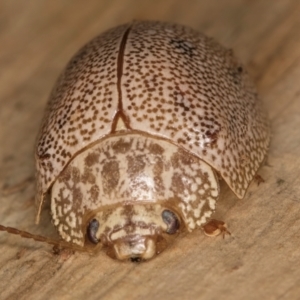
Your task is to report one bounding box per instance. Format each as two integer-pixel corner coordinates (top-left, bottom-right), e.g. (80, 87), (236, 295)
(34, 21), (270, 261)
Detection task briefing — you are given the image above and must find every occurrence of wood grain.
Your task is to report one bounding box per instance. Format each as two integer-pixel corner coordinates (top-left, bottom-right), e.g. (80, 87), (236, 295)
(0, 1), (300, 299)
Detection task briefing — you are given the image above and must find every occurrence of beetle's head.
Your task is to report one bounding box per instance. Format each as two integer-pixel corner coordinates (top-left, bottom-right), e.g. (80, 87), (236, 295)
(86, 204), (181, 261)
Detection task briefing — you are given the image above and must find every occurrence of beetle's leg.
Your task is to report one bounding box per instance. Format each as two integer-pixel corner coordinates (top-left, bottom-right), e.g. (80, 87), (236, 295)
(202, 219), (231, 238)
(254, 174), (265, 186)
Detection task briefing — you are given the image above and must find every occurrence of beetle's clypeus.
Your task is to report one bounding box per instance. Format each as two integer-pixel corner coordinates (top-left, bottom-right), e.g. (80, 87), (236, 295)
(9, 21), (272, 261)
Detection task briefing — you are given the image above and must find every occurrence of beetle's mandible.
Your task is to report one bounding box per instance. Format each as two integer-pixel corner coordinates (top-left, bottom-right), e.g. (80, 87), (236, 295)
(2, 21), (270, 261)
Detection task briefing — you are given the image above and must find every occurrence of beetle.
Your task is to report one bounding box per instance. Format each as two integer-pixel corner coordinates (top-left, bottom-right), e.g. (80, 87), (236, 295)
(1, 21), (270, 261)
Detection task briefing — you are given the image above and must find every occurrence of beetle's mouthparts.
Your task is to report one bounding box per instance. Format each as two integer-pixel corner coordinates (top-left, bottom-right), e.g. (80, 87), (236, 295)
(104, 232), (171, 261)
(113, 235), (157, 261)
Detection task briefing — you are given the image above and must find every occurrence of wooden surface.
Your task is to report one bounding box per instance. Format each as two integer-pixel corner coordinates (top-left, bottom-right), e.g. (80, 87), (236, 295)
(0, 1), (300, 299)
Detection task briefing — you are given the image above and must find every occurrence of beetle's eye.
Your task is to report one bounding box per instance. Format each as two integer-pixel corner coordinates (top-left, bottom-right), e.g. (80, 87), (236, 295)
(162, 210), (180, 234)
(87, 219), (100, 244)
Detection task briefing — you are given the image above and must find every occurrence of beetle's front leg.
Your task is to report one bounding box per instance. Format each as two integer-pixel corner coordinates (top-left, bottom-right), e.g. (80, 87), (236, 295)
(202, 219), (231, 238)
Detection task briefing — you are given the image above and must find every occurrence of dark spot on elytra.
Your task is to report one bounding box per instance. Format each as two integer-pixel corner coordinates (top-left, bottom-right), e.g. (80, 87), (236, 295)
(170, 39), (196, 58)
(174, 90), (190, 112)
(204, 130), (219, 147)
(38, 153), (51, 160)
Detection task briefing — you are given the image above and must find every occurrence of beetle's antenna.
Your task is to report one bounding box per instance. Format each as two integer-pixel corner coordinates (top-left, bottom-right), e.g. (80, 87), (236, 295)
(0, 225), (91, 253)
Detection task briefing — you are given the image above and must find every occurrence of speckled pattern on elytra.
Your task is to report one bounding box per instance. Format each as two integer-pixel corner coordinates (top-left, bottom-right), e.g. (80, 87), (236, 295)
(34, 21), (269, 258)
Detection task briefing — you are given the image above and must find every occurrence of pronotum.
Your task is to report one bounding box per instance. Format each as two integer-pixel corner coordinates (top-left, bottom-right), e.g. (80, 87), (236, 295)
(0, 21), (270, 261)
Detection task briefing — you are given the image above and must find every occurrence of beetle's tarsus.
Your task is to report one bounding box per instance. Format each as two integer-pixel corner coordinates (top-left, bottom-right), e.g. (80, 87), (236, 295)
(203, 219), (231, 238)
(254, 174), (265, 186)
